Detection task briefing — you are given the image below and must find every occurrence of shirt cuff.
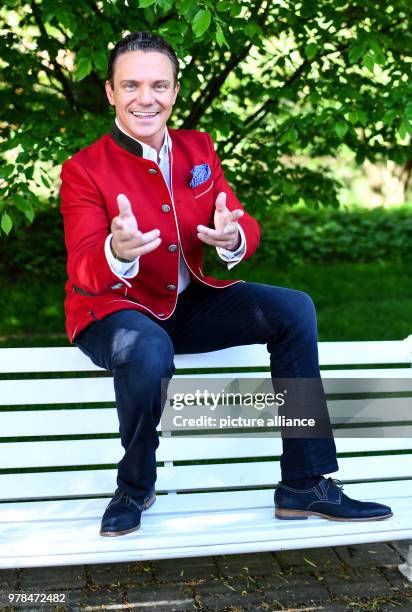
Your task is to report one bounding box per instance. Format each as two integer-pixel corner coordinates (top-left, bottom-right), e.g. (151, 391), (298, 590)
(216, 225), (246, 270)
(105, 234), (140, 278)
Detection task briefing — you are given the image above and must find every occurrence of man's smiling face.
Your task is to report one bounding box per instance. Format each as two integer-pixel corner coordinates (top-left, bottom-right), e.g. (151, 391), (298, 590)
(105, 50), (179, 152)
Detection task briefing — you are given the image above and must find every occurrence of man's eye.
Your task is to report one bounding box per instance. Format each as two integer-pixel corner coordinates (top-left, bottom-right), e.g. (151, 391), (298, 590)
(155, 84), (168, 90)
(125, 83), (136, 90)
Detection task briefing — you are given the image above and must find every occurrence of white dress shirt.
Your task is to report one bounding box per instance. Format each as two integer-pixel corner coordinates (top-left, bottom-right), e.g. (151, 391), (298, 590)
(105, 118), (246, 294)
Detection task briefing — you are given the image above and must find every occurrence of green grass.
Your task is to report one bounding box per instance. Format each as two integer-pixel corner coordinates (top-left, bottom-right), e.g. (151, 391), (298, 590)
(0, 260), (411, 347)
(275, 262), (412, 341)
(0, 276), (68, 347)
(205, 258), (412, 342)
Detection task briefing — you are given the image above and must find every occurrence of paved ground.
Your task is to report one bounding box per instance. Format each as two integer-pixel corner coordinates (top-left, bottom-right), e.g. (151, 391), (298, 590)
(0, 541), (411, 611)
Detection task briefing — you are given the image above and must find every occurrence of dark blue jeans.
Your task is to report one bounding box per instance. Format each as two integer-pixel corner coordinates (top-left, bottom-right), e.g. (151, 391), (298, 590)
(75, 281), (338, 499)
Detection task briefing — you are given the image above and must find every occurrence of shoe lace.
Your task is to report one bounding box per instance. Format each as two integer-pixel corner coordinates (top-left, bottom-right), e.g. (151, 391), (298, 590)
(113, 489), (144, 510)
(327, 477), (344, 490)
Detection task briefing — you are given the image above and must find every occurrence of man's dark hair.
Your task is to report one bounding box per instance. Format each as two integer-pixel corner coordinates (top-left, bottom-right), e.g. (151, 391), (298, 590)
(107, 31), (179, 86)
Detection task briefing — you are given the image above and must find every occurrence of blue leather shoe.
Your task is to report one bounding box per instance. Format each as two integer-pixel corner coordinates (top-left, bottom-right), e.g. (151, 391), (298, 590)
(274, 477), (392, 521)
(100, 486), (156, 536)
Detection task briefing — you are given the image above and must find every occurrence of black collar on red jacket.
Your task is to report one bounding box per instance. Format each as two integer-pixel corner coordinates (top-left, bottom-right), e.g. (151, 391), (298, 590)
(109, 121), (143, 157)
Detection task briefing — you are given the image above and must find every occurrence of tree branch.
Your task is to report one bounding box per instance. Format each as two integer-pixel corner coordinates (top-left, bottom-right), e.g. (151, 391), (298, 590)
(181, 0), (271, 129)
(30, 0), (79, 112)
(156, 10), (179, 26)
(219, 8), (409, 157)
(221, 58), (309, 156)
(181, 49), (254, 128)
(222, 13), (408, 156)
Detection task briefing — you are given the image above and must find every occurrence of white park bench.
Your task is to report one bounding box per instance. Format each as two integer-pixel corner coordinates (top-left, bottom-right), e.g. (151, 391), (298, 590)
(0, 338), (411, 581)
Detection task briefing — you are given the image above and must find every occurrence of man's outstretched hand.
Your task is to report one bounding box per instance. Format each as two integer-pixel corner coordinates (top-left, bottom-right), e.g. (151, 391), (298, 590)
(197, 192), (243, 251)
(111, 194), (161, 261)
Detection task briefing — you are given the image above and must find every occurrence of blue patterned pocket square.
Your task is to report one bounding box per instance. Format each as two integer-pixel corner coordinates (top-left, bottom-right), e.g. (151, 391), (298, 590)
(189, 163), (211, 188)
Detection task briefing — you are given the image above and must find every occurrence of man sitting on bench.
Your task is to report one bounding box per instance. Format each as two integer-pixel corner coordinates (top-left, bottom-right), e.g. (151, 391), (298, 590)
(60, 31), (392, 536)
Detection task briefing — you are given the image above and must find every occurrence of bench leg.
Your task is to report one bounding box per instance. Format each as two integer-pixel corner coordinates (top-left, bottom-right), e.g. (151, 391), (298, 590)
(399, 544), (412, 582)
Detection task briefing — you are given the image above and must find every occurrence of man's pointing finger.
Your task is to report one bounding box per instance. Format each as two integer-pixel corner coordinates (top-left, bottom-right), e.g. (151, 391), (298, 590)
(229, 209), (244, 221)
(215, 192), (227, 211)
(117, 193), (134, 219)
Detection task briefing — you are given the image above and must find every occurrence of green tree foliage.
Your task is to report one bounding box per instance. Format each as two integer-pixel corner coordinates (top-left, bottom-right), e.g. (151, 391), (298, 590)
(1, 0), (411, 234)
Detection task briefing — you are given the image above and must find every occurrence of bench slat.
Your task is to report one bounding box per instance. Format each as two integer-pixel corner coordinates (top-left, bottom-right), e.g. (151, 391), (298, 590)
(1, 436), (411, 470)
(0, 347), (102, 373)
(192, 372), (412, 386)
(0, 378), (115, 406)
(322, 369), (412, 381)
(2, 526), (410, 569)
(330, 397), (412, 420)
(0, 492), (410, 569)
(177, 341), (412, 367)
(1, 436), (412, 469)
(0, 455), (411, 501)
(2, 374), (412, 408)
(0, 408), (118, 436)
(0, 340), (410, 374)
(179, 369), (412, 381)
(1, 395), (410, 433)
(1, 481), (411, 523)
(0, 405), (403, 437)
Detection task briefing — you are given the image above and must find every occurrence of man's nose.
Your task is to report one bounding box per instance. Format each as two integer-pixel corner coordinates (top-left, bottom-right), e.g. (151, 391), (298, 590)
(136, 86), (154, 106)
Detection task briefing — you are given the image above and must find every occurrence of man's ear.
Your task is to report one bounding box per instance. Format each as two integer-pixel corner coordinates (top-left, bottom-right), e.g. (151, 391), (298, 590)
(172, 81), (180, 104)
(105, 80), (115, 106)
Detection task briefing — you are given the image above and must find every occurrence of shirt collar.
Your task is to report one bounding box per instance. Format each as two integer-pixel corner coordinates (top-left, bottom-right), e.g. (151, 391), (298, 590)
(112, 117), (172, 159)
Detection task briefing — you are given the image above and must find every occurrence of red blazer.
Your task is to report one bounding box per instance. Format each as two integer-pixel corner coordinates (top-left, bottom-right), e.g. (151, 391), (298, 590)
(60, 124), (260, 342)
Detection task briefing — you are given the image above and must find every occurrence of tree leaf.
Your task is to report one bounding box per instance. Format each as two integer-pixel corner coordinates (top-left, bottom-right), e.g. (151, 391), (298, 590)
(399, 120), (412, 138)
(357, 111), (367, 126)
(216, 1), (231, 11)
(139, 0), (156, 7)
(0, 164), (14, 179)
(55, 149), (69, 164)
(76, 56), (93, 81)
(245, 24), (259, 37)
(12, 194), (29, 210)
(180, 0), (196, 17)
(304, 43), (317, 60)
(55, 8), (72, 29)
(404, 102), (412, 119)
(369, 39), (386, 66)
(346, 110), (367, 128)
(192, 9), (212, 37)
(13, 194), (35, 222)
(1, 213), (13, 235)
(348, 111), (358, 125)
(348, 45), (364, 64)
(382, 109), (397, 126)
(280, 128), (298, 145)
(335, 121), (348, 139)
(40, 174), (51, 189)
(92, 50), (107, 74)
(362, 53), (375, 73)
(230, 3), (241, 17)
(300, 3), (317, 18)
(216, 23), (228, 48)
